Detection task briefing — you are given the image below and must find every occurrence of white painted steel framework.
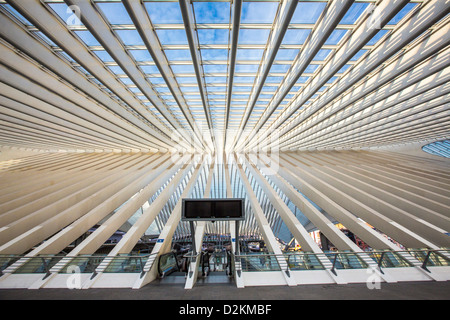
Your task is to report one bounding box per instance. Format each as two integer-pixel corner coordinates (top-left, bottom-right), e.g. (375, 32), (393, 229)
(0, 0), (449, 289)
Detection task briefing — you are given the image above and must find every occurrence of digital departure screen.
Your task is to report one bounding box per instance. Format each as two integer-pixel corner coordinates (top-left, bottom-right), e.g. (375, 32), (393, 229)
(182, 198), (245, 221)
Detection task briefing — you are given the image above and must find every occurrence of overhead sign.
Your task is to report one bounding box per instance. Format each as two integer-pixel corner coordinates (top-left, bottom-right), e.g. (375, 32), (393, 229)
(181, 198), (245, 221)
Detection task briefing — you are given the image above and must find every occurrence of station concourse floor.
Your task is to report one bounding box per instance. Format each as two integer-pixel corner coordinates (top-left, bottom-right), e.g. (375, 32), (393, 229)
(0, 281), (449, 300)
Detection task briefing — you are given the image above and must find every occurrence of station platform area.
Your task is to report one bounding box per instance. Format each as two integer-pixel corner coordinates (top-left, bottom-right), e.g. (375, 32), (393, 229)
(1, 281), (449, 300)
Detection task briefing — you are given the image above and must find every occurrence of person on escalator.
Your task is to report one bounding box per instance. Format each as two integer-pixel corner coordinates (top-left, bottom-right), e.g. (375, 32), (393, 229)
(202, 251), (211, 276)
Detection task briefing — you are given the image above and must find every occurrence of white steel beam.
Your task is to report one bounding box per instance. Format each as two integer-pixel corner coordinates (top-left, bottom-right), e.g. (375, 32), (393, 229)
(123, 0), (213, 153)
(233, 153), (296, 286)
(133, 155), (205, 289)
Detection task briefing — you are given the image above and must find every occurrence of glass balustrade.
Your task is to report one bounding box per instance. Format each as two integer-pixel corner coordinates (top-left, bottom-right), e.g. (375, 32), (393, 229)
(238, 253), (281, 272)
(13, 255), (63, 274)
(325, 252), (368, 270)
(0, 255), (20, 274)
(58, 255), (106, 274)
(367, 250), (412, 268)
(103, 255), (149, 273)
(285, 253), (325, 270)
(407, 249), (450, 267)
(2, 249), (449, 277)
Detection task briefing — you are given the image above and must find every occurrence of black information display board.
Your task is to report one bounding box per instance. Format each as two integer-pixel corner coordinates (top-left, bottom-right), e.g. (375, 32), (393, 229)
(182, 198), (245, 221)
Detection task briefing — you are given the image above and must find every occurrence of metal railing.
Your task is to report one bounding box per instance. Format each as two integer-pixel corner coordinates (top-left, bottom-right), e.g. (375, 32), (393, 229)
(1, 249), (448, 277)
(0, 254), (155, 276)
(232, 249), (450, 274)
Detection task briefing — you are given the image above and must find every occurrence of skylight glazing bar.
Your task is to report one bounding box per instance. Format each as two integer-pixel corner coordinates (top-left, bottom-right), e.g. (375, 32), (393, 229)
(224, 0), (242, 138)
(235, 0), (354, 152)
(279, 21), (450, 150)
(230, 0), (297, 151)
(286, 88), (450, 151)
(0, 52), (161, 152)
(66, 0), (198, 150)
(269, 0), (450, 151)
(0, 8), (175, 151)
(123, 0), (211, 153)
(178, 0), (216, 153)
(245, 0), (423, 152)
(4, 0), (179, 150)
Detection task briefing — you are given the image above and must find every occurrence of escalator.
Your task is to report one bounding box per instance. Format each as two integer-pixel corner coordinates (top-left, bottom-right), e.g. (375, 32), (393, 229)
(156, 244), (235, 286)
(196, 249), (233, 285)
(156, 251), (188, 285)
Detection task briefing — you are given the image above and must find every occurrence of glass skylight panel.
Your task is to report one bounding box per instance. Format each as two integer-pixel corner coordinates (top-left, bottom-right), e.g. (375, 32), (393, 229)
(297, 76), (309, 84)
(350, 49), (368, 61)
(289, 85), (302, 92)
(387, 3), (418, 25)
(366, 29), (389, 46)
(233, 86), (252, 92)
(140, 65), (160, 74)
(207, 86), (226, 93)
(234, 76), (255, 83)
(2, 4), (32, 25)
(156, 29), (189, 45)
(269, 64), (291, 73)
(275, 49), (299, 61)
(326, 76), (338, 84)
(148, 77), (166, 85)
(203, 65), (227, 73)
(324, 29), (348, 45)
(96, 2), (133, 25)
(241, 2), (279, 24)
(48, 3), (83, 26)
(119, 78), (134, 85)
(93, 50), (115, 62)
(128, 87), (142, 94)
(291, 2), (327, 24)
(336, 64), (351, 74)
(76, 66), (91, 76)
(34, 31), (57, 46)
(263, 86), (279, 92)
(58, 51), (76, 63)
(145, 2), (184, 24)
(340, 3), (369, 24)
(176, 77), (198, 84)
(74, 30), (101, 46)
(235, 65), (260, 73)
(171, 65), (196, 74)
(281, 29), (311, 45)
(155, 87), (171, 94)
(205, 76), (226, 84)
(201, 49), (228, 61)
(180, 86), (200, 93)
(165, 50), (192, 61)
(238, 29), (271, 45)
(193, 2), (230, 24)
(266, 76), (284, 84)
(312, 49), (332, 61)
(304, 64), (320, 73)
(129, 49), (153, 62)
(232, 94), (250, 99)
(197, 29), (229, 45)
(116, 30), (145, 46)
(236, 49), (264, 61)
